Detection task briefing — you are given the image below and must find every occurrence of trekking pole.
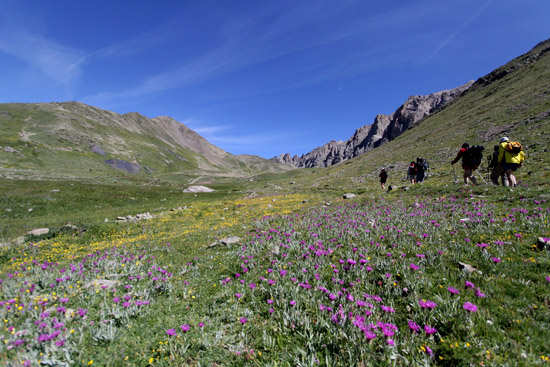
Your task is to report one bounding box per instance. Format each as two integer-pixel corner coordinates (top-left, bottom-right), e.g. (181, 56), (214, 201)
(486, 155), (491, 184)
(476, 169), (488, 185)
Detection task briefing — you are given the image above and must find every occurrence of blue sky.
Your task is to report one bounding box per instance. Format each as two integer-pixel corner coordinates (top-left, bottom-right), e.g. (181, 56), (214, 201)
(1, 1), (549, 158)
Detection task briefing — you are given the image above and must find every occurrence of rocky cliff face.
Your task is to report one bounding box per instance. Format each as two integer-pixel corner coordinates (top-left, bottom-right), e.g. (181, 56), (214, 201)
(273, 81), (474, 168)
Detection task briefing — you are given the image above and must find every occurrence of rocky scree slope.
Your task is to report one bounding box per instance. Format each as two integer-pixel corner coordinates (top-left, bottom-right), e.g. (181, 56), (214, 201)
(273, 81), (473, 168)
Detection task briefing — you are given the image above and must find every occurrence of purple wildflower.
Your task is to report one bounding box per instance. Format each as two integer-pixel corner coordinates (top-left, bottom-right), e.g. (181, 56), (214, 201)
(419, 300), (437, 309)
(475, 289), (486, 298)
(424, 325), (437, 334)
(463, 302), (478, 312)
(448, 287), (460, 295)
(364, 330), (377, 340)
(181, 324), (190, 331)
(166, 329), (176, 337)
(408, 321), (420, 333)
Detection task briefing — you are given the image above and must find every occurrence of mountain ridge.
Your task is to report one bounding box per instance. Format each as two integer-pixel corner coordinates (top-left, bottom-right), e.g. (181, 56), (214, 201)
(0, 101), (289, 182)
(273, 81), (474, 168)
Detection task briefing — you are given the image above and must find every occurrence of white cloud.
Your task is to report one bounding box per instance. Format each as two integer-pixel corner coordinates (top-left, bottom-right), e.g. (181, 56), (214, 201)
(0, 27), (85, 92)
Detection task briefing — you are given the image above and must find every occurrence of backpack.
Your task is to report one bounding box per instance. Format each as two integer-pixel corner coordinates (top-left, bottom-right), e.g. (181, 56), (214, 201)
(420, 158), (429, 171)
(463, 145), (484, 167)
(504, 141), (523, 154)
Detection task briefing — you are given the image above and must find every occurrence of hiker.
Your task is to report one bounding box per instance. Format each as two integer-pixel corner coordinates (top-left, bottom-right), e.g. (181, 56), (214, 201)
(498, 137), (525, 187)
(407, 161), (416, 185)
(379, 168), (388, 189)
(488, 145), (507, 186)
(451, 143), (481, 185)
(415, 157), (428, 184)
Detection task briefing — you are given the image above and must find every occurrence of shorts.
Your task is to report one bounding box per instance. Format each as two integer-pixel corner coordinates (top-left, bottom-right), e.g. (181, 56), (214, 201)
(503, 163), (520, 172)
(380, 178), (387, 184)
(490, 166), (505, 180)
(462, 165), (477, 171)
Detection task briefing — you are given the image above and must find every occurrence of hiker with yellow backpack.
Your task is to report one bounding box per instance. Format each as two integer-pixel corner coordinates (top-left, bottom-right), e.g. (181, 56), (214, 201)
(498, 137), (525, 187)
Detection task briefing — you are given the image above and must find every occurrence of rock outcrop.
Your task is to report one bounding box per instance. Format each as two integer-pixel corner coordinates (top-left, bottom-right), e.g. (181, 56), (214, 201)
(273, 81), (474, 168)
(104, 159), (142, 173)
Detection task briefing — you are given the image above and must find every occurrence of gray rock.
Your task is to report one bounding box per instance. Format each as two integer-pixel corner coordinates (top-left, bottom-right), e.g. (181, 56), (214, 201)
(458, 262), (482, 275)
(343, 193), (356, 199)
(90, 145), (106, 156)
(3, 146), (16, 153)
(183, 185), (214, 193)
(104, 159), (141, 174)
(135, 212), (152, 220)
(207, 236), (241, 248)
(27, 228), (49, 236)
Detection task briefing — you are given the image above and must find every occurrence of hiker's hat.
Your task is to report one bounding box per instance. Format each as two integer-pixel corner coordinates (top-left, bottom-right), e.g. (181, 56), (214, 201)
(500, 136), (509, 143)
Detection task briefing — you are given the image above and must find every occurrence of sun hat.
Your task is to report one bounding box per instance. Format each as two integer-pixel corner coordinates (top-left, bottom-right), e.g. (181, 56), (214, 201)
(500, 136), (509, 143)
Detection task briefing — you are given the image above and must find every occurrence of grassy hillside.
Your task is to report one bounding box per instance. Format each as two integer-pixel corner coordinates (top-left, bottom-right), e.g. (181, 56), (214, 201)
(0, 102), (289, 184)
(274, 40), (550, 192)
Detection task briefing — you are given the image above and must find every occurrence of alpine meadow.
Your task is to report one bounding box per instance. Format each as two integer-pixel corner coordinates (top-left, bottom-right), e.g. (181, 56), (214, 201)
(1, 9), (550, 367)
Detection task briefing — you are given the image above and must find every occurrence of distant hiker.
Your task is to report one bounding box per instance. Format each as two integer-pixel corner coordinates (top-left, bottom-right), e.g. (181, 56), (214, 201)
(379, 169), (388, 189)
(407, 161), (416, 185)
(488, 145), (507, 186)
(451, 143), (484, 185)
(415, 157), (428, 184)
(498, 137), (525, 187)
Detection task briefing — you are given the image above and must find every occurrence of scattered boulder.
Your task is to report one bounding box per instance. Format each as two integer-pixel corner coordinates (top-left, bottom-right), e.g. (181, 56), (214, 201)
(270, 245), (280, 256)
(458, 262), (482, 275)
(183, 186), (214, 193)
(116, 212), (153, 222)
(3, 146), (16, 153)
(207, 236), (241, 248)
(27, 228), (49, 236)
(343, 193), (356, 199)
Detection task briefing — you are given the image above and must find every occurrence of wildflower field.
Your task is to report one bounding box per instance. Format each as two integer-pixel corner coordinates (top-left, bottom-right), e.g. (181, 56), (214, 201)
(1, 185), (549, 366)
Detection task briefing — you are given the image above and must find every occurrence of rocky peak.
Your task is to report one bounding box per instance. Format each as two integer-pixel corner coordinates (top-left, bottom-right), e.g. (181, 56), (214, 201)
(273, 81), (473, 168)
